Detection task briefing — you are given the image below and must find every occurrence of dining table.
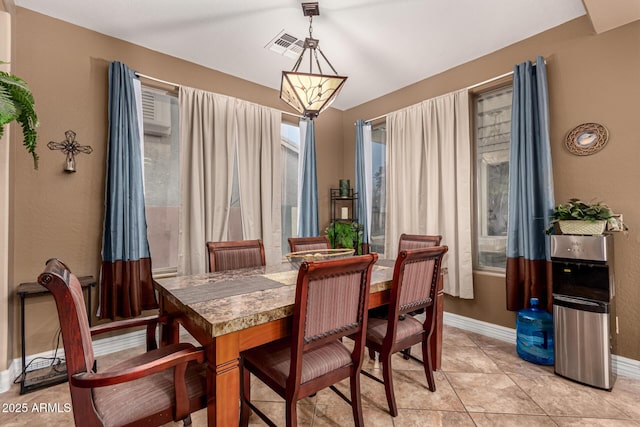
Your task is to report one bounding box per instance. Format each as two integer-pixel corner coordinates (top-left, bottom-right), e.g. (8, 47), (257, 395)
(154, 258), (443, 426)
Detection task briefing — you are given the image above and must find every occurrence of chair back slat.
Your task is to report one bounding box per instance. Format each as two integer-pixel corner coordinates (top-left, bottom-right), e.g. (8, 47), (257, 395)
(290, 254), (378, 378)
(304, 271), (362, 341)
(389, 246), (447, 319)
(288, 236), (331, 253)
(398, 234), (442, 252)
(206, 240), (266, 272)
(398, 258), (436, 310)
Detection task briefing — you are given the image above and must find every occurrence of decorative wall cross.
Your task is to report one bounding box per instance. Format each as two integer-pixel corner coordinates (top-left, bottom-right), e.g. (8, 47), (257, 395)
(47, 130), (93, 173)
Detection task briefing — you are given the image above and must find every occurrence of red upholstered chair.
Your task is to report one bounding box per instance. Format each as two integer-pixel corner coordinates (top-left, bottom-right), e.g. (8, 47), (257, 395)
(287, 236), (331, 252)
(363, 246), (448, 417)
(38, 258), (206, 427)
(206, 239), (266, 272)
(240, 253), (379, 427)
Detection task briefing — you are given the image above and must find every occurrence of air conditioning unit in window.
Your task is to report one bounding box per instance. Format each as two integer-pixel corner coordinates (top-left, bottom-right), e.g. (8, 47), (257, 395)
(142, 90), (172, 136)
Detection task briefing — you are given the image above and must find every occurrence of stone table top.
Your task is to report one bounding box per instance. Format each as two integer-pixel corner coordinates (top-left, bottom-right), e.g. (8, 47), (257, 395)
(155, 259), (395, 338)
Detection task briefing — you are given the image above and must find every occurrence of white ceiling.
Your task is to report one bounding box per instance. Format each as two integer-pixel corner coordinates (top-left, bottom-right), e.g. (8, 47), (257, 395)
(14, 0), (587, 111)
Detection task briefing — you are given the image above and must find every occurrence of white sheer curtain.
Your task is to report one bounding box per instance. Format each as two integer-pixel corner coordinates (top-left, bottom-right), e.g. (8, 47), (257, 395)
(236, 100), (282, 264)
(178, 87), (236, 275)
(385, 89), (473, 298)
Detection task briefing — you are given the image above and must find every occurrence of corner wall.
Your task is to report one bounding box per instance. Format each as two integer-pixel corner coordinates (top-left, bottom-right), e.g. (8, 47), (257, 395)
(8, 7), (344, 359)
(343, 16), (640, 361)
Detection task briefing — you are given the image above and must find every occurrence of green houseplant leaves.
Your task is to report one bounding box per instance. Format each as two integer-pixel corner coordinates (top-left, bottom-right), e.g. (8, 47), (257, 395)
(546, 198), (627, 234)
(325, 221), (363, 254)
(0, 62), (39, 168)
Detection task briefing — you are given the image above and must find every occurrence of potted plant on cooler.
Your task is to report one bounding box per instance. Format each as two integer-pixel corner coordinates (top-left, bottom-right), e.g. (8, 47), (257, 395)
(0, 61), (39, 168)
(325, 221), (363, 254)
(546, 198), (627, 235)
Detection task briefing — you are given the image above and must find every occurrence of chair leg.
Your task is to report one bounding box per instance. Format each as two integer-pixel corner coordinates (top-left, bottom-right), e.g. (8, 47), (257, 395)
(350, 370), (365, 427)
(401, 346), (411, 360)
(421, 337), (436, 392)
(240, 364), (251, 426)
(368, 347), (376, 360)
(285, 398), (297, 427)
(381, 352), (398, 417)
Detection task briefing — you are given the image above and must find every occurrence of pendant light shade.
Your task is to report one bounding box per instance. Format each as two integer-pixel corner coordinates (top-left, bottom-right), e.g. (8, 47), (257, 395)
(279, 3), (347, 118)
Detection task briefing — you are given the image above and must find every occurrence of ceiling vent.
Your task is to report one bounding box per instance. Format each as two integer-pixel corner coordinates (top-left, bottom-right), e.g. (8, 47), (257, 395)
(141, 90), (171, 136)
(265, 30), (304, 59)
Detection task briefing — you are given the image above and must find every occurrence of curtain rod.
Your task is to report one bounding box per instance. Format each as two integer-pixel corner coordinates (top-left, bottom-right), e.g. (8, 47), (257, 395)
(362, 59), (546, 124)
(135, 72), (304, 119)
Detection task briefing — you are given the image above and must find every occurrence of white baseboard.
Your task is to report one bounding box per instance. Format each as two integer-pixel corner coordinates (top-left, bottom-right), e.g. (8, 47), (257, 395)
(1, 329), (150, 394)
(2, 313), (637, 393)
(443, 312), (640, 380)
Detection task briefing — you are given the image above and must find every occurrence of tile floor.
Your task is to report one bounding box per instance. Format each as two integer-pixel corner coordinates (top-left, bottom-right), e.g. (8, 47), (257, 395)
(1, 325), (639, 426)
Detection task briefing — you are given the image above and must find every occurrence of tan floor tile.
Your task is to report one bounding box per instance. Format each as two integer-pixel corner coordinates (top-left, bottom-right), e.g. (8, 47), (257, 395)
(551, 416), (640, 426)
(602, 377), (640, 420)
(440, 345), (503, 374)
(465, 332), (516, 348)
(243, 401), (314, 426)
(481, 345), (555, 377)
(509, 372), (628, 418)
(470, 412), (558, 426)
(446, 372), (545, 415)
(313, 404), (394, 427)
(441, 325), (479, 347)
(394, 409), (475, 426)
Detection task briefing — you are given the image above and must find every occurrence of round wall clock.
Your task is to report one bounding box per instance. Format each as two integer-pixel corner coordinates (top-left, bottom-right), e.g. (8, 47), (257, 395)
(565, 123), (609, 156)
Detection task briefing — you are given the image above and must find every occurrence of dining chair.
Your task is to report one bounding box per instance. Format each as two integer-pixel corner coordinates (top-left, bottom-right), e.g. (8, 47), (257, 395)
(38, 258), (207, 427)
(206, 239), (266, 272)
(362, 246), (448, 417)
(287, 235), (331, 252)
(396, 233), (442, 357)
(240, 253), (379, 427)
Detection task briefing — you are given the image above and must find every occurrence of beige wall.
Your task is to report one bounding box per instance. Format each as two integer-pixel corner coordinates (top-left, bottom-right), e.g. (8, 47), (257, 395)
(3, 8), (639, 368)
(343, 16), (640, 360)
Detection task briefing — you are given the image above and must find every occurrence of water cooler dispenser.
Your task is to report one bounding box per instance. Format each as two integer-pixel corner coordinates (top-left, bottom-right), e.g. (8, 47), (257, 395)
(551, 234), (616, 390)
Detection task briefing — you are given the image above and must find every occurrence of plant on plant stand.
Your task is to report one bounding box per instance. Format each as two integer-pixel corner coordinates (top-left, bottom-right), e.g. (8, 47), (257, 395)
(0, 61), (38, 168)
(325, 221), (363, 254)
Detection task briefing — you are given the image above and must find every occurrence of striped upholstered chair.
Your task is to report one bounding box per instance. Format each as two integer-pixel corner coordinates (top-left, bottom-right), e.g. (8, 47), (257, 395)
(287, 235), (331, 252)
(206, 239), (266, 272)
(38, 258), (206, 427)
(240, 253), (378, 427)
(363, 246), (448, 417)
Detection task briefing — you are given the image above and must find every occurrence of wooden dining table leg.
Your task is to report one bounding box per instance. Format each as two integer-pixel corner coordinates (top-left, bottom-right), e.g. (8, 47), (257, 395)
(206, 332), (241, 426)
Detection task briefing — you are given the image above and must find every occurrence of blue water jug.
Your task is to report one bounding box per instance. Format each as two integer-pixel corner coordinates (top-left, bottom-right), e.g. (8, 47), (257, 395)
(516, 297), (554, 365)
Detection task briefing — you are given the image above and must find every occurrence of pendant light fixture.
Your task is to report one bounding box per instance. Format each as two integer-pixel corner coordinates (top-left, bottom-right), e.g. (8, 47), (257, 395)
(280, 2), (347, 118)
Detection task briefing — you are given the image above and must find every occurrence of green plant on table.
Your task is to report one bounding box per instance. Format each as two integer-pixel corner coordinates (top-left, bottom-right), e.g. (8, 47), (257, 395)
(0, 61), (38, 168)
(325, 221), (363, 254)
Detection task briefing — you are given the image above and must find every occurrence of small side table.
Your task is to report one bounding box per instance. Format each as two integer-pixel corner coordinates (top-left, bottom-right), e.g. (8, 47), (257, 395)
(16, 276), (95, 394)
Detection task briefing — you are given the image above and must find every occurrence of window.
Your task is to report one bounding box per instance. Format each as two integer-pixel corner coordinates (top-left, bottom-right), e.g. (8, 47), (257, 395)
(474, 85), (512, 270)
(142, 88), (180, 275)
(370, 124), (386, 254)
(142, 87), (299, 273)
(280, 123), (300, 255)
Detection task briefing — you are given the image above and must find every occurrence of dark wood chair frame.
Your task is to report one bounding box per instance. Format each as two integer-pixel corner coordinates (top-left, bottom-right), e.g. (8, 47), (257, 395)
(38, 258), (206, 427)
(396, 233), (442, 359)
(240, 253), (379, 427)
(362, 246), (447, 417)
(206, 239), (266, 272)
(287, 235), (331, 252)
